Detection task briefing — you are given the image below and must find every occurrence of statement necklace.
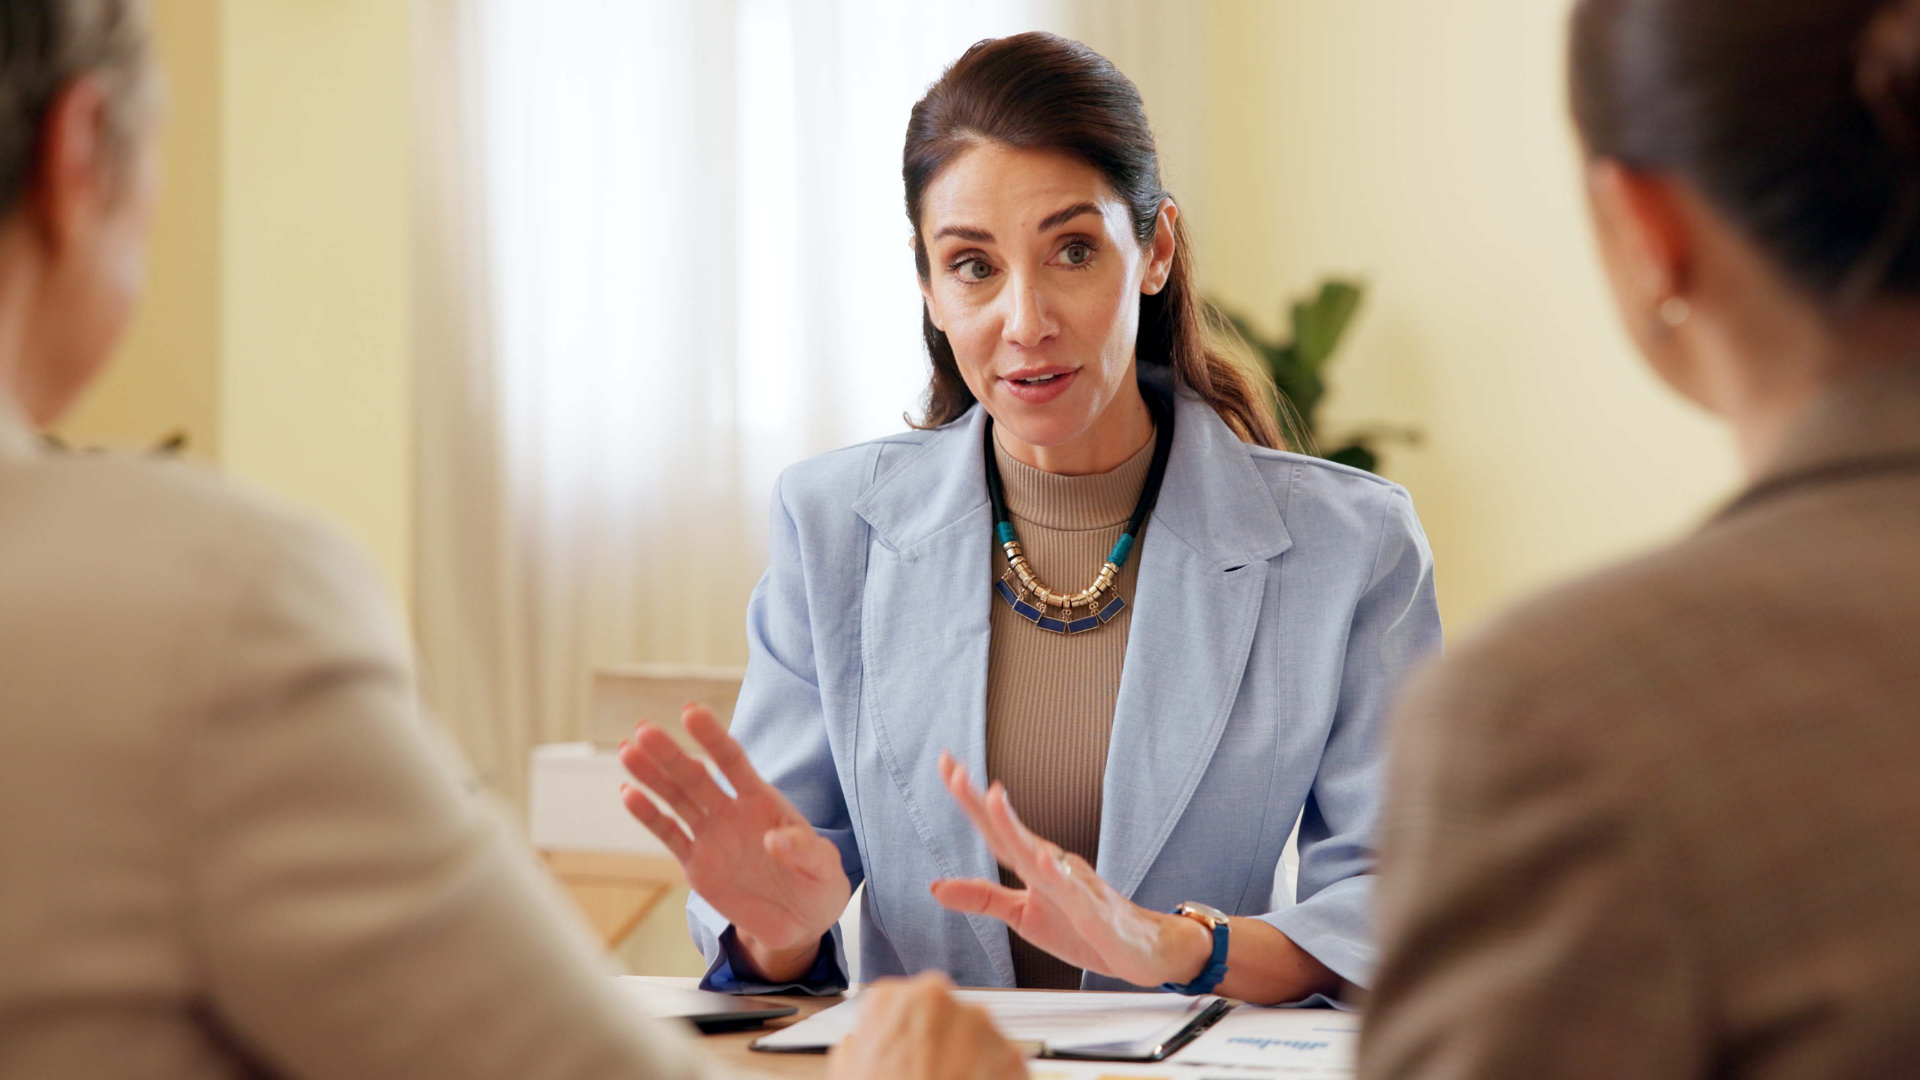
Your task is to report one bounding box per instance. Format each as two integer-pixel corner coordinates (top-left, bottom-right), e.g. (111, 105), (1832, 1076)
(984, 387), (1174, 634)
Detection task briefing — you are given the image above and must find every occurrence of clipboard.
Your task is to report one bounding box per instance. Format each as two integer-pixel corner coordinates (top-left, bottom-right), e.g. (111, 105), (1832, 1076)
(748, 989), (1235, 1063)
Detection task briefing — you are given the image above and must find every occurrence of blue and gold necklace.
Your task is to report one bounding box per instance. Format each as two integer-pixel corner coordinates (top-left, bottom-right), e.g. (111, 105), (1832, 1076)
(984, 385), (1174, 634)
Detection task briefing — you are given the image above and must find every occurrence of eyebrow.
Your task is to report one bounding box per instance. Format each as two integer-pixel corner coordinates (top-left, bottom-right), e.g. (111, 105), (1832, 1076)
(930, 202), (1104, 245)
(932, 225), (995, 243)
(1037, 201), (1101, 232)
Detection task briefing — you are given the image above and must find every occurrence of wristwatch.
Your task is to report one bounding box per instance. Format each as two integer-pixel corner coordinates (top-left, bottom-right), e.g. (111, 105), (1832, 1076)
(1161, 901), (1231, 996)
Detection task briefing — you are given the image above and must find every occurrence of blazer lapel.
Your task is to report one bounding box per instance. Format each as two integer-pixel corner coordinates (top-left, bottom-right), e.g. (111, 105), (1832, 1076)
(852, 407), (1013, 982)
(1097, 395), (1293, 903)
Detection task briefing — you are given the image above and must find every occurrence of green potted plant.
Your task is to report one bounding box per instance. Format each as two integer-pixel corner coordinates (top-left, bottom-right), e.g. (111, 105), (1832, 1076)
(1216, 280), (1420, 474)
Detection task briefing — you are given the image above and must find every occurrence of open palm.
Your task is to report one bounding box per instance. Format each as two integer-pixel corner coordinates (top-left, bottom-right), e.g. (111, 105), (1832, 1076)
(618, 705), (849, 955)
(928, 753), (1182, 989)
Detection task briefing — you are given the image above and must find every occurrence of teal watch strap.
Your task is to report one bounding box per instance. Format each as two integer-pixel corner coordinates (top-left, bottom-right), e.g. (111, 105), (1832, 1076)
(1161, 911), (1230, 996)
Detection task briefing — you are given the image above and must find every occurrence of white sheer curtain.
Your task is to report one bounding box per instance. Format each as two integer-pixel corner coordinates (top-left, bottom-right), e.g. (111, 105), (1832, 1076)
(411, 0), (1205, 807)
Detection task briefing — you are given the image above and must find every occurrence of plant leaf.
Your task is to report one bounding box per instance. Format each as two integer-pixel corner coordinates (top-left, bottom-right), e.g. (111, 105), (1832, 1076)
(1292, 281), (1364, 370)
(1325, 441), (1379, 474)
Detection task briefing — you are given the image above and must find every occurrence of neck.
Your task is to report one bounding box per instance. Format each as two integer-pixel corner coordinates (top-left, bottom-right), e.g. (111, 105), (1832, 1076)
(0, 231), (43, 426)
(1709, 303), (1920, 475)
(996, 369), (1155, 476)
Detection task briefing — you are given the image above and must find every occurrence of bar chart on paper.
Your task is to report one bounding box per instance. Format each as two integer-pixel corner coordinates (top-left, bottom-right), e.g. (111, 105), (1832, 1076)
(1169, 1005), (1358, 1075)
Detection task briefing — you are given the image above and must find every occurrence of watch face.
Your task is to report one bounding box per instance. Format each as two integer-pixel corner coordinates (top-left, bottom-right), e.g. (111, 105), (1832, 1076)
(1179, 901), (1229, 927)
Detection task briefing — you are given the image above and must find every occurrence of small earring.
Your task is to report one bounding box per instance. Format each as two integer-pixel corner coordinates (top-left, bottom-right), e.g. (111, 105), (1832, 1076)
(1658, 296), (1692, 329)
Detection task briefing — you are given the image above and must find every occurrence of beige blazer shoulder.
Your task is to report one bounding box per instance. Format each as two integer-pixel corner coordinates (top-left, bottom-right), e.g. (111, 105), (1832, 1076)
(1361, 366), (1920, 1080)
(0, 432), (714, 1080)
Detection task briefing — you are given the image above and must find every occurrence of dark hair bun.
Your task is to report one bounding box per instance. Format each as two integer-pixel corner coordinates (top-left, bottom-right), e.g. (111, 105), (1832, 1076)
(1859, 0), (1920, 158)
(1572, 0), (1920, 302)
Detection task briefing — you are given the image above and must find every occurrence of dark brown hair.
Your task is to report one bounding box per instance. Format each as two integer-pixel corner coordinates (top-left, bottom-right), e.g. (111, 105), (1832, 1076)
(903, 32), (1282, 449)
(1572, 0), (1920, 305)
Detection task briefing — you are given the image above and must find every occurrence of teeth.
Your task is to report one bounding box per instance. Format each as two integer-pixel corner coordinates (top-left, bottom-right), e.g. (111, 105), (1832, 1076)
(1017, 374), (1061, 385)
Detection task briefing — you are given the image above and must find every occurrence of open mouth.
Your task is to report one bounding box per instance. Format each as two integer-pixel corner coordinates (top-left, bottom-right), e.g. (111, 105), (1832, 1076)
(1002, 368), (1079, 402)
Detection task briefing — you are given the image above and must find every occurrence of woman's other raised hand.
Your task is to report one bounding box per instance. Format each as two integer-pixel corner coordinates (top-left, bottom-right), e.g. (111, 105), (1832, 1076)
(927, 751), (1208, 991)
(618, 704), (849, 982)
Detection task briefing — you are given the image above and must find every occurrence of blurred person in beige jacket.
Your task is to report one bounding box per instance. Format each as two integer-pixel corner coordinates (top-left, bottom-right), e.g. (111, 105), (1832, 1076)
(1363, 0), (1920, 1077)
(0, 2), (1023, 1078)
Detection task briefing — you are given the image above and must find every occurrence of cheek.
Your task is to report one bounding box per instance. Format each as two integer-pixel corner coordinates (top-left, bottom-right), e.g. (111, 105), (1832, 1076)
(1060, 274), (1140, 367)
(1100, 283), (1141, 352)
(932, 288), (1002, 383)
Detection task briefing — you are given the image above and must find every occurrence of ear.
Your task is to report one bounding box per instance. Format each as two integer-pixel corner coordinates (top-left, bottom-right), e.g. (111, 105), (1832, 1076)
(1586, 161), (1694, 304)
(911, 234), (947, 332)
(1141, 199), (1178, 296)
(26, 76), (116, 253)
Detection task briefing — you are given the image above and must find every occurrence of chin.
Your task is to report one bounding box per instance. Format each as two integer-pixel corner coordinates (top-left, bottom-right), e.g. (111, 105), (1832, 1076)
(990, 400), (1097, 449)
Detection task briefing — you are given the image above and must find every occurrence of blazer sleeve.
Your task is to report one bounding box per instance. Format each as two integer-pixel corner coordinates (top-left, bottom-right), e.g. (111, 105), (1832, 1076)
(1256, 484), (1442, 993)
(1358, 649), (1710, 1079)
(187, 516), (717, 1080)
(687, 470), (860, 995)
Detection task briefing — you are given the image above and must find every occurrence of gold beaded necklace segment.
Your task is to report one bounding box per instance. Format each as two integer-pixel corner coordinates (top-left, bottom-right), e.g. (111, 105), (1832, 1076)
(983, 385), (1175, 635)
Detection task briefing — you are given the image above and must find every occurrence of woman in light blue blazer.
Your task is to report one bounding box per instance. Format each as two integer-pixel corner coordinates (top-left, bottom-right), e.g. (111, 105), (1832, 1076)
(617, 32), (1440, 1007)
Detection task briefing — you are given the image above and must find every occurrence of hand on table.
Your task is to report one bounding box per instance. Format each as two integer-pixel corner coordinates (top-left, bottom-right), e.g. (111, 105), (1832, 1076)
(927, 752), (1213, 991)
(828, 974), (1026, 1080)
(617, 705), (849, 980)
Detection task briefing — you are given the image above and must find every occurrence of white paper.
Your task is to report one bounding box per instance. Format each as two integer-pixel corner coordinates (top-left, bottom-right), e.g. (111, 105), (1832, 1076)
(752, 989), (1220, 1057)
(1029, 1063), (1283, 1079)
(1028, 1063), (1277, 1079)
(1172, 1006), (1358, 1076)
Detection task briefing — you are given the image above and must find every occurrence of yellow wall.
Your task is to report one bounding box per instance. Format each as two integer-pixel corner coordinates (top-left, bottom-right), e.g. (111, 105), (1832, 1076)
(219, 0), (413, 601)
(56, 0), (413, 604)
(1196, 0), (1743, 633)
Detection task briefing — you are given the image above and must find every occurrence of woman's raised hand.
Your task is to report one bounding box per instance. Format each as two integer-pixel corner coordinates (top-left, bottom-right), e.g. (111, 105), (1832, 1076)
(928, 751), (1213, 991)
(618, 705), (850, 980)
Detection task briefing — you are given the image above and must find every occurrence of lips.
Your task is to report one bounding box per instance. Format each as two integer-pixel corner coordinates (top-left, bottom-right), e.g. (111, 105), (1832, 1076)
(1001, 367), (1079, 405)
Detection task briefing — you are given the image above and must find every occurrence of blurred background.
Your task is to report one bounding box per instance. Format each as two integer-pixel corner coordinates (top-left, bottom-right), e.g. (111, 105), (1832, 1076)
(55, 0), (1740, 975)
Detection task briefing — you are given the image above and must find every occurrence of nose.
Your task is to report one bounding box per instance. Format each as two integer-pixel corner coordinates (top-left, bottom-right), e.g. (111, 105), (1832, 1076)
(1001, 275), (1058, 349)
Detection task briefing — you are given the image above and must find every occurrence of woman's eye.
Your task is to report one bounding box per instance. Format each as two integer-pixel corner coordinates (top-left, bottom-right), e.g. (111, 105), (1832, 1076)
(955, 258), (994, 282)
(1060, 242), (1093, 267)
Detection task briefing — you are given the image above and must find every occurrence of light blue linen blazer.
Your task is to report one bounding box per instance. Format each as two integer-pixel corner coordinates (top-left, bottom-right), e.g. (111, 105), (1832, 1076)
(688, 390), (1441, 994)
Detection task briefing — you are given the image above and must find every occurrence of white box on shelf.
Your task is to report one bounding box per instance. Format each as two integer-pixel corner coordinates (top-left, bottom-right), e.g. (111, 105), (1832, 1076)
(529, 742), (669, 856)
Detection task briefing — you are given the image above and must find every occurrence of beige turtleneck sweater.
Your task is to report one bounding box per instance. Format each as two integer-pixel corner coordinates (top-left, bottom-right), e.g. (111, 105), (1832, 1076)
(985, 433), (1154, 989)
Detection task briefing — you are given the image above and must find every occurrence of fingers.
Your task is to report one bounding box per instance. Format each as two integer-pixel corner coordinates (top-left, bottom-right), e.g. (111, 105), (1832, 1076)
(858, 973), (955, 1020)
(638, 723), (732, 814)
(618, 722), (731, 825)
(990, 780), (1067, 883)
(684, 703), (773, 800)
(833, 974), (1020, 1080)
(987, 785), (1097, 901)
(975, 779), (1053, 887)
(619, 782), (693, 861)
(940, 756), (1044, 883)
(617, 734), (708, 826)
(848, 976), (921, 1053)
(939, 755), (1093, 917)
(929, 878), (1025, 923)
